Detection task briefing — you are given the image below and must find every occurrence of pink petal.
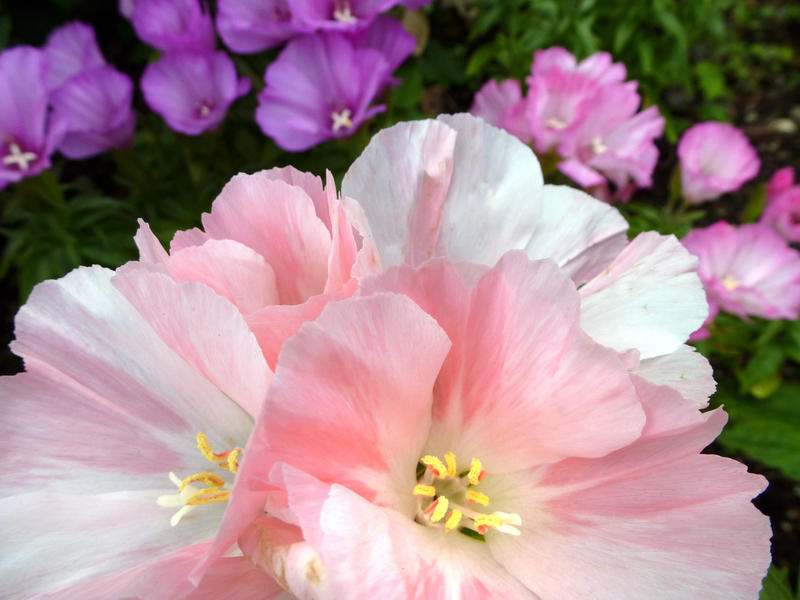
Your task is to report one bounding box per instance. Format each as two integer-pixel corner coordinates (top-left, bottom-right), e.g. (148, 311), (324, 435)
(489, 378), (770, 600)
(579, 232), (708, 359)
(113, 263), (272, 419)
(202, 173), (332, 304)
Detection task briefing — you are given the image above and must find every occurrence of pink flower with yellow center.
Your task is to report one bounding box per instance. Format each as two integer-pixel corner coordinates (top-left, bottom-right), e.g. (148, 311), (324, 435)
(205, 253), (770, 598)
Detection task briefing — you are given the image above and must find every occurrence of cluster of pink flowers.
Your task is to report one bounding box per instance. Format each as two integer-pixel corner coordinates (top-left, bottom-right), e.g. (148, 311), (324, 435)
(0, 114), (771, 598)
(0, 23), (135, 189)
(124, 0), (422, 148)
(471, 47), (664, 202)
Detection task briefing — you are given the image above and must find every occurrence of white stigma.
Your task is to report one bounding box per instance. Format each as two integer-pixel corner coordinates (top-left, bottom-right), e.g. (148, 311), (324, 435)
(331, 108), (354, 132)
(3, 143), (38, 171)
(157, 472), (200, 527)
(333, 1), (356, 22)
(592, 136), (608, 154)
(545, 117), (567, 130)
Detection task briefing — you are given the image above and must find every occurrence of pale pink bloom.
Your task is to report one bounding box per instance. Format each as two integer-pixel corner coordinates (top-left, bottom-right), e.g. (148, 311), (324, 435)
(134, 166), (379, 368)
(469, 79), (533, 144)
(0, 265), (283, 598)
(531, 46), (627, 84)
(683, 222), (800, 338)
(340, 114), (713, 406)
(678, 121), (760, 204)
(207, 253), (770, 599)
(760, 167), (800, 242)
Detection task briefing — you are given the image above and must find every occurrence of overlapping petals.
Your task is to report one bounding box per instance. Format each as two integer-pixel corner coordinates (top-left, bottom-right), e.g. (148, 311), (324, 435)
(761, 167), (800, 243)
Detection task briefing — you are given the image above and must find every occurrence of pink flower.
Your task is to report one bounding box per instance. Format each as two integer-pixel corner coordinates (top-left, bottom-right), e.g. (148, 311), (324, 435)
(0, 265), (283, 598)
(208, 253), (770, 598)
(760, 167), (800, 242)
(683, 222), (800, 337)
(469, 79), (533, 144)
(531, 46), (627, 84)
(134, 166), (379, 368)
(340, 114), (713, 406)
(678, 121), (760, 204)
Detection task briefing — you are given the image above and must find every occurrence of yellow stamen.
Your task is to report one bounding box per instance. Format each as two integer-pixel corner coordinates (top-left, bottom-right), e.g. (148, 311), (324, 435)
(468, 458), (483, 485)
(421, 455), (447, 478)
(444, 451), (457, 479)
(180, 471), (225, 491)
(413, 484), (436, 497)
(430, 496), (449, 522)
(226, 449), (242, 473)
(721, 274), (741, 291)
(466, 490), (490, 507)
(474, 514), (503, 534)
(197, 432), (242, 473)
(186, 488), (231, 506)
(445, 509), (462, 531)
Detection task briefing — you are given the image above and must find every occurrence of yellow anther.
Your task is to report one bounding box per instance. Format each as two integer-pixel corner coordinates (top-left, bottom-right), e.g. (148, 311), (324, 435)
(421, 455), (448, 478)
(466, 490), (490, 507)
(226, 449), (242, 473)
(413, 484), (436, 497)
(473, 514), (503, 533)
(186, 488), (231, 506)
(197, 432), (221, 462)
(429, 496), (449, 522)
(468, 458), (483, 485)
(179, 471), (225, 492)
(445, 509), (462, 531)
(444, 452), (457, 478)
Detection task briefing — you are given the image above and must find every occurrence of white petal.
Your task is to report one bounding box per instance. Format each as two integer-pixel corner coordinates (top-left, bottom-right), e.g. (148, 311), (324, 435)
(633, 344), (716, 408)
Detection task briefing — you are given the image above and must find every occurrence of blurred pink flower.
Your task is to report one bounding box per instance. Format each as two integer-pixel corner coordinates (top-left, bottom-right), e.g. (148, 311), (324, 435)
(209, 253), (769, 599)
(0, 265), (283, 598)
(470, 78), (533, 144)
(678, 121), (760, 204)
(683, 221), (800, 338)
(134, 166), (379, 368)
(760, 167), (800, 243)
(531, 46), (627, 84)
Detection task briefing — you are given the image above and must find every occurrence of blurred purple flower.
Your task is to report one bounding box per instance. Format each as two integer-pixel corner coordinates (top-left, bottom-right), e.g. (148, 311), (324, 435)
(0, 47), (63, 189)
(44, 22), (105, 91)
(255, 32), (390, 151)
(677, 121), (760, 204)
(119, 0), (135, 18)
(216, 0), (301, 53)
(141, 50), (251, 135)
(349, 15), (415, 74)
(760, 167), (800, 243)
(50, 66), (136, 159)
(131, 0), (215, 52)
(289, 0), (423, 32)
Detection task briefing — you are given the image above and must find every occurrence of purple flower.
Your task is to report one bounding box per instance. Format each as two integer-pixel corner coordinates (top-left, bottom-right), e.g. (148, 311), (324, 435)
(289, 0), (399, 32)
(217, 0), (301, 53)
(349, 15), (415, 74)
(44, 22), (106, 91)
(255, 32), (390, 151)
(0, 47), (63, 189)
(141, 50), (251, 135)
(131, 0), (215, 52)
(678, 121), (760, 204)
(50, 66), (136, 159)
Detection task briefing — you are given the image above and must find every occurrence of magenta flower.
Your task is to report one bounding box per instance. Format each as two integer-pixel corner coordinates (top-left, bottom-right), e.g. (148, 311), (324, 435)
(683, 222), (800, 338)
(760, 167), (800, 243)
(131, 0), (216, 52)
(0, 47), (63, 189)
(0, 264), (285, 597)
(44, 22), (106, 91)
(49, 65), (136, 159)
(255, 32), (390, 151)
(470, 79), (533, 144)
(348, 14), (416, 74)
(208, 252), (769, 598)
(134, 166), (379, 368)
(289, 0), (409, 32)
(141, 50), (251, 135)
(216, 0), (301, 53)
(678, 121), (760, 204)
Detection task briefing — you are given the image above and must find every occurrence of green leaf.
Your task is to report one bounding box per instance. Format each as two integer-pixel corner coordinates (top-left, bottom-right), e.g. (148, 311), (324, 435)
(738, 344), (784, 395)
(742, 184), (767, 223)
(694, 60), (729, 100)
(759, 564), (795, 600)
(718, 383), (800, 480)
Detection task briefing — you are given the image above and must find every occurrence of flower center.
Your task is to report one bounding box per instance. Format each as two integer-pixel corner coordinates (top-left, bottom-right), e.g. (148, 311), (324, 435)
(545, 117), (567, 130)
(721, 274), (741, 291)
(156, 432), (242, 526)
(331, 108), (354, 132)
(2, 141), (38, 171)
(195, 100), (215, 119)
(332, 1), (356, 22)
(412, 452), (521, 537)
(591, 136), (608, 155)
